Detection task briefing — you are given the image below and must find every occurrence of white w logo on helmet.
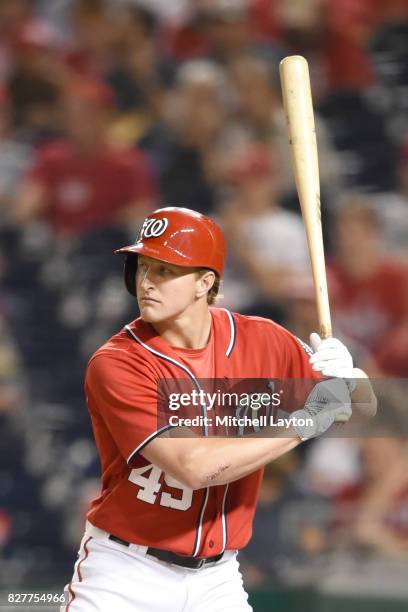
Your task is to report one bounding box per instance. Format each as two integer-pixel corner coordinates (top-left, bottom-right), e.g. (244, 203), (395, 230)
(138, 217), (169, 241)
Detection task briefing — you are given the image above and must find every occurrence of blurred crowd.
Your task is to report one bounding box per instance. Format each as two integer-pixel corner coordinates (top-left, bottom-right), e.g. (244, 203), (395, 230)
(0, 0), (408, 593)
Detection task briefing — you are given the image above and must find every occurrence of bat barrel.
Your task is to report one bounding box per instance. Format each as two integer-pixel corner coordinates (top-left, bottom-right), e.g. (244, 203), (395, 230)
(279, 55), (332, 339)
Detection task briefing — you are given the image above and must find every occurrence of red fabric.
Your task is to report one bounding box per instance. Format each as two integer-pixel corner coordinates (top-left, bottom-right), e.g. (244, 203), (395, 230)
(226, 144), (276, 183)
(326, 0), (378, 32)
(375, 323), (408, 377)
(85, 308), (319, 557)
(324, 30), (374, 91)
(26, 140), (156, 235)
(328, 260), (408, 354)
(248, 0), (282, 40)
(368, 0), (408, 26)
(162, 24), (210, 61)
(0, 510), (11, 547)
(162, 0), (281, 61)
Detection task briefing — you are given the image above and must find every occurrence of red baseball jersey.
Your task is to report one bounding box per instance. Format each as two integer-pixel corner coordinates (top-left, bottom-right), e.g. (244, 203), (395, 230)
(85, 308), (318, 557)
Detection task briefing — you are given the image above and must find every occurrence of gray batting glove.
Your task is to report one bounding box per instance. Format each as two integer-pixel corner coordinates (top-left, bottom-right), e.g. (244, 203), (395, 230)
(291, 378), (352, 441)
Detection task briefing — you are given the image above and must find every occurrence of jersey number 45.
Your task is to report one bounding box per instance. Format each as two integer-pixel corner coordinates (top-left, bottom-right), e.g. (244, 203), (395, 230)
(128, 464), (193, 511)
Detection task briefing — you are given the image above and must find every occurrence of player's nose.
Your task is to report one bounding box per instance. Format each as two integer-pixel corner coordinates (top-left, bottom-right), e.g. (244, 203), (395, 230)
(137, 264), (154, 289)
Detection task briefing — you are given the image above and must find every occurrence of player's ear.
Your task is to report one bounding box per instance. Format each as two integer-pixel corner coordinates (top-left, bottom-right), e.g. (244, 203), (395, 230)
(195, 270), (215, 300)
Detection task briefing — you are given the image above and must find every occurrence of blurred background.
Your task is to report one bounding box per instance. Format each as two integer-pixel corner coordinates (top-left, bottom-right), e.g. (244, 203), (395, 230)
(0, 0), (407, 610)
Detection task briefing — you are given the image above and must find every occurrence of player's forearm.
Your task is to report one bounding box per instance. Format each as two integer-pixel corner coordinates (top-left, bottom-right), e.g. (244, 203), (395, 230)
(186, 428), (301, 489)
(147, 375), (365, 490)
(190, 373), (371, 487)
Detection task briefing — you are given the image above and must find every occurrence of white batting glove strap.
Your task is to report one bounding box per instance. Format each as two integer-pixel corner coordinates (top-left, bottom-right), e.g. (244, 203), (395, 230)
(292, 378), (352, 441)
(309, 332), (354, 382)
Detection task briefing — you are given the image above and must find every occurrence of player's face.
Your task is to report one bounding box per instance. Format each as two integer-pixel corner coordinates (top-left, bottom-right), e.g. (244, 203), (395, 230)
(136, 256), (207, 324)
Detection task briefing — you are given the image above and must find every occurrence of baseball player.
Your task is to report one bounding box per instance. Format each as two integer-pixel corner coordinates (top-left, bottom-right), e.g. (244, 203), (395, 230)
(62, 207), (375, 611)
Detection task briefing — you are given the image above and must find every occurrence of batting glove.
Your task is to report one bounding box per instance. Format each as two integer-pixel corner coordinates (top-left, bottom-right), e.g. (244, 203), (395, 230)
(309, 333), (354, 380)
(291, 378), (352, 441)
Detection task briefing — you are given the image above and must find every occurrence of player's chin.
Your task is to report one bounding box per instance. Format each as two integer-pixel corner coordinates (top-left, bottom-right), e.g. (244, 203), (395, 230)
(139, 304), (164, 323)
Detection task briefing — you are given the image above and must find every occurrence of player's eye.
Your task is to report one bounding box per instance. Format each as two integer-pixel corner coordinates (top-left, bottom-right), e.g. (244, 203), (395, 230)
(158, 265), (172, 276)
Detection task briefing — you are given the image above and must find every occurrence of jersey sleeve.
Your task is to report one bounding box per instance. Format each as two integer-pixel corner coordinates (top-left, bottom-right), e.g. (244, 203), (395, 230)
(275, 325), (322, 412)
(85, 352), (169, 467)
(282, 330), (319, 378)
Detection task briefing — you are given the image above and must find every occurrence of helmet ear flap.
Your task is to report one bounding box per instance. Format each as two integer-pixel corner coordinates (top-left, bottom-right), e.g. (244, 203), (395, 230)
(124, 254), (138, 296)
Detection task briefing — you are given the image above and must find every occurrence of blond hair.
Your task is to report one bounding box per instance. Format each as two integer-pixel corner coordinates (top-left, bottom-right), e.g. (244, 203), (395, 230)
(197, 269), (221, 305)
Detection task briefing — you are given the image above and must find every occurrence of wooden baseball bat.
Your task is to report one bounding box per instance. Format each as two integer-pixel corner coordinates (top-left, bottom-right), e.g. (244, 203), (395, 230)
(279, 55), (332, 339)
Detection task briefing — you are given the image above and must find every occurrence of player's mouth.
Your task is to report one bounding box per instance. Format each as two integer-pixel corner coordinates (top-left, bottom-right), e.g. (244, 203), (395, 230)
(140, 296), (160, 304)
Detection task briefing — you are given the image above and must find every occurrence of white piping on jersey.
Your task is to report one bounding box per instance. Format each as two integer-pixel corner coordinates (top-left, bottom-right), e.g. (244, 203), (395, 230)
(193, 487), (210, 557)
(125, 309), (235, 557)
(217, 309), (234, 551)
(125, 325), (209, 436)
(126, 424), (174, 465)
(125, 323), (210, 556)
(220, 484), (229, 553)
(221, 308), (235, 357)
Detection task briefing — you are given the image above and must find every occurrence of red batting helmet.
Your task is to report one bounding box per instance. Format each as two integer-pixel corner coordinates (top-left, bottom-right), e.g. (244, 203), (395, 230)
(115, 207), (226, 296)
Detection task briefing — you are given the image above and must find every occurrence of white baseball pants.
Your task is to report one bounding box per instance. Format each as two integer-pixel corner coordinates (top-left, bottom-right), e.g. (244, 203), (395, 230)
(61, 522), (252, 611)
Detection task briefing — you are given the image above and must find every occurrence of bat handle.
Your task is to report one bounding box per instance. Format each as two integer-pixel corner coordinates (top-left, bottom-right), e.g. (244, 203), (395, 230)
(320, 325), (332, 340)
(316, 283), (332, 339)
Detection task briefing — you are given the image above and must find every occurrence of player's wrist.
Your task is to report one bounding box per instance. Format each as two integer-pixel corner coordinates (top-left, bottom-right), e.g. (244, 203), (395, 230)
(291, 408), (318, 441)
(292, 378), (352, 441)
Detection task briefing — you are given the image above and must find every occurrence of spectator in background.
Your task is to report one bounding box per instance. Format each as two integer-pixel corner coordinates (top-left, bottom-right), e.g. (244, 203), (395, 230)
(328, 196), (408, 375)
(283, 275), (318, 343)
(0, 303), (24, 415)
(241, 453), (329, 587)
(106, 4), (174, 113)
(226, 54), (340, 209)
(0, 295), (27, 565)
(196, 0), (282, 67)
(334, 420), (408, 556)
(105, 4), (176, 148)
(66, 0), (122, 79)
(6, 20), (63, 143)
(369, 0), (408, 138)
(276, 0), (373, 96)
(304, 436), (362, 499)
(0, 86), (32, 217)
(371, 137), (408, 260)
(248, 0), (282, 41)
(221, 144), (310, 321)
(67, 0), (174, 115)
(275, 1), (399, 195)
(162, 0), (281, 65)
(0, 0), (32, 82)
(146, 59), (227, 214)
(10, 78), (157, 237)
